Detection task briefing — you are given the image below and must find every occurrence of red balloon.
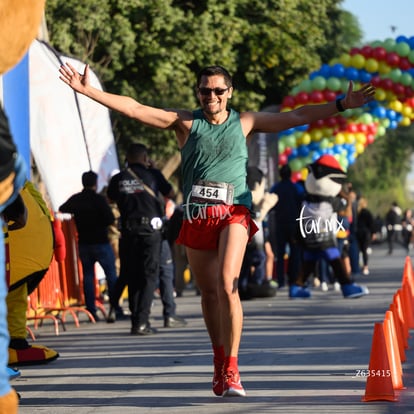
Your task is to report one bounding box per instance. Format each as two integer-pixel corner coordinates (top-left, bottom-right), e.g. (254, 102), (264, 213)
(381, 78), (393, 90)
(284, 147), (293, 156)
(372, 47), (387, 60)
(291, 171), (302, 182)
(350, 47), (361, 56)
(386, 52), (400, 67)
(366, 134), (375, 145)
(361, 45), (373, 58)
(358, 124), (368, 133)
(282, 95), (296, 107)
(347, 123), (358, 133)
(367, 123), (377, 134)
(399, 57), (411, 71)
(370, 76), (382, 87)
(278, 153), (288, 165)
(313, 119), (325, 128)
(405, 87), (414, 98)
(296, 91), (309, 104)
(323, 90), (337, 102)
(310, 90), (324, 103)
(393, 83), (405, 96)
(325, 117), (338, 127)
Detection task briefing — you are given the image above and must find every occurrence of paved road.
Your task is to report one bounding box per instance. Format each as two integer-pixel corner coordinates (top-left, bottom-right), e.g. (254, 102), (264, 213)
(13, 244), (414, 414)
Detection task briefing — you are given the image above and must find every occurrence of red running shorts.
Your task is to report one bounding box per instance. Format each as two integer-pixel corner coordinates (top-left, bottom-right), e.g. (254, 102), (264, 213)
(176, 205), (258, 250)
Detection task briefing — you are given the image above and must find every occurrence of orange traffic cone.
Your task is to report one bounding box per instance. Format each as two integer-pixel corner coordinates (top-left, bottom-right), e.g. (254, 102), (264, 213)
(401, 284), (414, 329)
(402, 256), (414, 295)
(394, 291), (410, 343)
(383, 313), (404, 390)
(389, 303), (407, 361)
(362, 323), (398, 402)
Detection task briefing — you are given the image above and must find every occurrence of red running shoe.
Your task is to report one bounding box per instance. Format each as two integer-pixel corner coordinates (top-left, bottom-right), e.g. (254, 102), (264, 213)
(222, 369), (246, 397)
(212, 365), (224, 396)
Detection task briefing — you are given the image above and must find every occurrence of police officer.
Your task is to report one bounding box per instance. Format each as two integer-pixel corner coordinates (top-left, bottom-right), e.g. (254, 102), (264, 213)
(107, 143), (173, 335)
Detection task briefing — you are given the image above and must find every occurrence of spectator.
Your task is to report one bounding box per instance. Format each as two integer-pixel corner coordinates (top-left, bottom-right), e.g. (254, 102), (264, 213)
(385, 202), (402, 255)
(356, 197), (375, 275)
(401, 209), (414, 254)
(269, 165), (302, 289)
(59, 171), (123, 321)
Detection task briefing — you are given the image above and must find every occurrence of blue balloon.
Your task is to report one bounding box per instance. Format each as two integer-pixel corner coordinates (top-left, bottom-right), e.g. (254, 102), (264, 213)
(345, 67), (359, 81)
(359, 69), (372, 83)
(396, 35), (408, 43)
(319, 63), (331, 78)
(372, 106), (387, 118)
(389, 120), (398, 129)
(387, 109), (397, 120)
(309, 71), (319, 80)
(408, 37), (414, 49)
(288, 148), (298, 160)
(297, 145), (310, 157)
(331, 63), (345, 78)
(296, 124), (309, 132)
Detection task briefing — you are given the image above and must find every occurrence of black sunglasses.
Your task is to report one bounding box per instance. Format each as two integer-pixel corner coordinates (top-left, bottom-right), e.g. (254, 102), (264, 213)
(198, 87), (230, 96)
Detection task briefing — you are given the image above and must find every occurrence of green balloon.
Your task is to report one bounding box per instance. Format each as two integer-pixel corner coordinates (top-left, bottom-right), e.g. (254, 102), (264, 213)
(311, 76), (326, 91)
(326, 77), (342, 91)
(389, 68), (402, 83)
(301, 79), (313, 93)
(395, 42), (410, 57)
(288, 158), (302, 172)
(278, 140), (286, 154)
(400, 72), (412, 86)
(409, 50), (414, 64)
(383, 38), (396, 52)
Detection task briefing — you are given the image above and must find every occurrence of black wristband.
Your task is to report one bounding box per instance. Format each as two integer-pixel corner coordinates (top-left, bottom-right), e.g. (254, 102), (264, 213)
(336, 98), (345, 112)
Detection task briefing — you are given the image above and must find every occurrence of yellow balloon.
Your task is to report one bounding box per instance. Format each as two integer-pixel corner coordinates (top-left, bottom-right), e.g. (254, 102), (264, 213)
(355, 142), (365, 154)
(300, 167), (308, 180)
(356, 133), (366, 145)
(339, 54), (351, 66)
(365, 58), (379, 73)
(389, 100), (403, 112)
(378, 61), (391, 75)
(385, 90), (396, 101)
(310, 129), (323, 141)
(300, 132), (311, 146)
(399, 117), (411, 127)
(351, 54), (366, 69)
(402, 106), (412, 117)
(375, 88), (386, 101)
(335, 132), (345, 145)
(345, 132), (356, 144)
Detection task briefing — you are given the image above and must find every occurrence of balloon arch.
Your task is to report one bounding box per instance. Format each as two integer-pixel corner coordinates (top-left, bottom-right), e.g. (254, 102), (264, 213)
(277, 36), (414, 182)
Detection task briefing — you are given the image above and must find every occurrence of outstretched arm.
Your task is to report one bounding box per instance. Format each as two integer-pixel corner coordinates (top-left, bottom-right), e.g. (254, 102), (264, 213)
(242, 81), (375, 136)
(59, 63), (182, 131)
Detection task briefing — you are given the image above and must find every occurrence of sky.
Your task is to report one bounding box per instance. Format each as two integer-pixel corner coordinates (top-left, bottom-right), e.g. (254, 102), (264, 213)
(342, 0), (414, 43)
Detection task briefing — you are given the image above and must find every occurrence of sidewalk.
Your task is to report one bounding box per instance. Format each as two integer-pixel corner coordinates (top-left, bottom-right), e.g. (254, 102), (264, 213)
(14, 244), (414, 414)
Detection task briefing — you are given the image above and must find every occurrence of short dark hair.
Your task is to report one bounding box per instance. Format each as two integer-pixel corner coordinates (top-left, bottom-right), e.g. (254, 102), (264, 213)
(196, 66), (233, 88)
(279, 165), (291, 180)
(82, 170), (98, 188)
(127, 143), (148, 158)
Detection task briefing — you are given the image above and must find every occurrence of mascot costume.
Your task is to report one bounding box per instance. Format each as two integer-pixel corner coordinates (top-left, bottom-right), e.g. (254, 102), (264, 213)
(289, 155), (369, 299)
(0, 1), (55, 412)
(5, 181), (60, 366)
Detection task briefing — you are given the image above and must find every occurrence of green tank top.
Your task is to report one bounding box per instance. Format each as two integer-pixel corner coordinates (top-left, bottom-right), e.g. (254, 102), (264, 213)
(180, 108), (252, 217)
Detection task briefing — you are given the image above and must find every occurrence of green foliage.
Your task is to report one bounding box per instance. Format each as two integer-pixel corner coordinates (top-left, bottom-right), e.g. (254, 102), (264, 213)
(46, 0), (359, 163)
(348, 125), (414, 216)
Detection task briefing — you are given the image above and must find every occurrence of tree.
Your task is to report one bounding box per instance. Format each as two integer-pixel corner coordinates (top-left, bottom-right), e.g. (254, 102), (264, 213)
(45, 0), (359, 163)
